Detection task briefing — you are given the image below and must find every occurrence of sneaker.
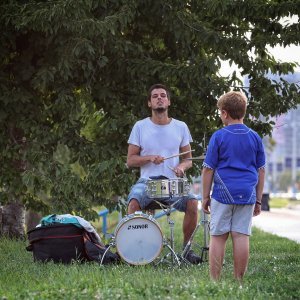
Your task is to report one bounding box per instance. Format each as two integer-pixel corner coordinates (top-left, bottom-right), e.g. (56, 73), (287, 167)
(185, 250), (202, 265)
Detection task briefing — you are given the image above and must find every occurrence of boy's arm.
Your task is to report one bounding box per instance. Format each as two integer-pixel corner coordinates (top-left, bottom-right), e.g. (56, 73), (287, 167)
(201, 167), (214, 214)
(254, 167), (265, 216)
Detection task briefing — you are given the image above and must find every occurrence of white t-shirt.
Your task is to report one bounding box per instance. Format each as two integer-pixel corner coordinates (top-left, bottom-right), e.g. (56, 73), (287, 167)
(128, 117), (193, 179)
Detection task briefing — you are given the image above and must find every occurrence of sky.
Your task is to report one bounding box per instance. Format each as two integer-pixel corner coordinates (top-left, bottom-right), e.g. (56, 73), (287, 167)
(219, 45), (300, 77)
(268, 45), (300, 71)
(220, 15), (300, 76)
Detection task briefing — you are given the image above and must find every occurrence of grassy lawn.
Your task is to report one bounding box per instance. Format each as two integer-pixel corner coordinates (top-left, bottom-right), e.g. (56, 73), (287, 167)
(1, 212), (299, 299)
(269, 197), (299, 209)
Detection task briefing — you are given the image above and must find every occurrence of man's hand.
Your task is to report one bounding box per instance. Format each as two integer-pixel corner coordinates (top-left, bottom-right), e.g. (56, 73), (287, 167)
(174, 166), (185, 177)
(150, 155), (164, 164)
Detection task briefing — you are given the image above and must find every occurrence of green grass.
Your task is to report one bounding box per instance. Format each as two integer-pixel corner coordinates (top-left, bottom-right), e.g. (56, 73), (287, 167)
(92, 208), (121, 241)
(269, 197), (289, 208)
(269, 197), (299, 209)
(1, 212), (300, 299)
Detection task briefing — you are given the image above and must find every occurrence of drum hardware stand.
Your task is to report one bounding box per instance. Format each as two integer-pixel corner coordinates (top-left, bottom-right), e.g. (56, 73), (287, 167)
(100, 236), (116, 266)
(152, 197), (182, 267)
(180, 208), (210, 265)
(100, 192), (196, 267)
(99, 210), (209, 267)
(181, 144), (209, 265)
(99, 204), (181, 266)
(200, 209), (210, 262)
(155, 239), (181, 267)
(99, 212), (181, 267)
(181, 222), (201, 264)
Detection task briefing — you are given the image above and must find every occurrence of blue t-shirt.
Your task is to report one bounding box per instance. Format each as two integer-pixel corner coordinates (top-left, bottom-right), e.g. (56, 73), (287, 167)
(203, 124), (265, 205)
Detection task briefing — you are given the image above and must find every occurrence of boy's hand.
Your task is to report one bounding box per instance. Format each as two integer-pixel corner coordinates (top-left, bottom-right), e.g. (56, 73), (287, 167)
(253, 201), (262, 216)
(202, 197), (211, 214)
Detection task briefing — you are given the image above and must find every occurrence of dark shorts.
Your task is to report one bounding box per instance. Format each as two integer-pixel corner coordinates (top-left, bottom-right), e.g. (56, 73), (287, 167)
(127, 178), (196, 212)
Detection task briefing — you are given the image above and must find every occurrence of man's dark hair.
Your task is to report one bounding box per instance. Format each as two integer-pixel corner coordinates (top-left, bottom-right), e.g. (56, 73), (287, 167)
(147, 84), (170, 101)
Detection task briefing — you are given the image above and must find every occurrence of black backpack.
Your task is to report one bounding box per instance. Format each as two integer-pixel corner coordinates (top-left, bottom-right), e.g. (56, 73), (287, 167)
(26, 224), (119, 265)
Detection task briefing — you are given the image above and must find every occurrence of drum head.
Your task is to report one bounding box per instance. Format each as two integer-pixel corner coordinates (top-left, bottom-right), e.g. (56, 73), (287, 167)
(115, 216), (163, 265)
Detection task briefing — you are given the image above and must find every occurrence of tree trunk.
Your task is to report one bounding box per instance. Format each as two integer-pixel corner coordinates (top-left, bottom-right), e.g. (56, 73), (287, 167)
(0, 206), (2, 235)
(0, 126), (27, 238)
(0, 202), (25, 239)
(25, 210), (42, 231)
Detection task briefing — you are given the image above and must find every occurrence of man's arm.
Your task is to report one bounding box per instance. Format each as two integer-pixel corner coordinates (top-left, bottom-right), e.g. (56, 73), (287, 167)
(173, 144), (193, 177)
(126, 144), (164, 168)
(201, 167), (214, 214)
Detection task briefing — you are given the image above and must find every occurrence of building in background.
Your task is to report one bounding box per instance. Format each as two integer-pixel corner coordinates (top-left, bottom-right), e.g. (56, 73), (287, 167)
(266, 105), (300, 193)
(263, 72), (300, 195)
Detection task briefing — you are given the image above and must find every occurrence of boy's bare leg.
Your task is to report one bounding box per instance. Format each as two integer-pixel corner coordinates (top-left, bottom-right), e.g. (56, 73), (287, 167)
(231, 231), (249, 281)
(209, 233), (229, 280)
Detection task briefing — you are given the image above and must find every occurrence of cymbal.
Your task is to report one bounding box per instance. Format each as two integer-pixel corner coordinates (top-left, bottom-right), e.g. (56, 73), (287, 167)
(184, 155), (205, 160)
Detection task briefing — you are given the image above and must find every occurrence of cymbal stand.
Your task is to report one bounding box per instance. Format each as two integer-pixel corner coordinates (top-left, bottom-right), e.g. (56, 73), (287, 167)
(181, 142), (209, 264)
(181, 208), (210, 264)
(199, 208), (210, 262)
(181, 221), (201, 263)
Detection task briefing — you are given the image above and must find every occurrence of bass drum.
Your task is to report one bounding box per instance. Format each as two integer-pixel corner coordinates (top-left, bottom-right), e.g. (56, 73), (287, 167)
(114, 212), (163, 265)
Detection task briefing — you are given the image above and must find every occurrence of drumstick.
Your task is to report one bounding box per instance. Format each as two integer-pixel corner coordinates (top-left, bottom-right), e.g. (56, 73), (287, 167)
(167, 165), (176, 172)
(163, 150), (195, 161)
(167, 165), (185, 177)
(184, 155), (206, 160)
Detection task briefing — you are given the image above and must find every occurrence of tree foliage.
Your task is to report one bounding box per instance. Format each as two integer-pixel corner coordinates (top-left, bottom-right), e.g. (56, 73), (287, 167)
(1, 0), (300, 219)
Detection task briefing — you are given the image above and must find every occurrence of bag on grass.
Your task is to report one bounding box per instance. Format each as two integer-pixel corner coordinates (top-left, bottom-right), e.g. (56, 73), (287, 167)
(26, 223), (119, 265)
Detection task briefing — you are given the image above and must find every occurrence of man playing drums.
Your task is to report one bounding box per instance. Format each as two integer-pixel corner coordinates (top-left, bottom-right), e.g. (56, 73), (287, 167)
(126, 83), (201, 264)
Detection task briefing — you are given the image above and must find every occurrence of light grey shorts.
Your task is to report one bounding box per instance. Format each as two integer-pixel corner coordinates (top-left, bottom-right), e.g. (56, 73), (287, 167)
(210, 198), (255, 236)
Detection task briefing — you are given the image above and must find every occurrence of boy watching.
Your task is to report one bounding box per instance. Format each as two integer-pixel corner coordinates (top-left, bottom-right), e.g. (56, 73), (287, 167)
(202, 91), (265, 281)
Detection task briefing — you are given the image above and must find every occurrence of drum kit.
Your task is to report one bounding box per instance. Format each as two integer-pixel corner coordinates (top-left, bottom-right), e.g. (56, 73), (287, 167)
(101, 170), (210, 266)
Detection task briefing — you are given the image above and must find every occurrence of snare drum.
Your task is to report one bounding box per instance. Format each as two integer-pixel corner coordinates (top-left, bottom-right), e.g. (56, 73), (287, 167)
(146, 178), (190, 199)
(114, 212), (163, 265)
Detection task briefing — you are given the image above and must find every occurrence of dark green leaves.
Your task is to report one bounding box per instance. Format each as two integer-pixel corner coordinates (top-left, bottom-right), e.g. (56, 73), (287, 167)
(0, 0), (299, 218)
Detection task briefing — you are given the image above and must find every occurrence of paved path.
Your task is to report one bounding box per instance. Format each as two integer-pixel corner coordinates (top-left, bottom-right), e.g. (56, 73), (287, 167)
(252, 205), (300, 243)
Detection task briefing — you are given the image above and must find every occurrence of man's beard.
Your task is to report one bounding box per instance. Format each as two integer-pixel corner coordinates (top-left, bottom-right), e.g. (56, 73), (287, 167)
(153, 107), (167, 113)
